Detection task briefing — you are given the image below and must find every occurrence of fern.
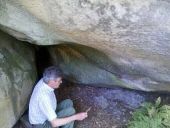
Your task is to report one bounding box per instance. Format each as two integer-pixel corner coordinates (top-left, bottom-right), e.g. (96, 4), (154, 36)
(128, 97), (170, 128)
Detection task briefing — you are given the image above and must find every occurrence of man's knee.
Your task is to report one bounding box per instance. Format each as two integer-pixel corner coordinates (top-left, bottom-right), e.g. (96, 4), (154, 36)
(59, 99), (73, 108)
(64, 99), (73, 107)
(57, 107), (76, 118)
(71, 107), (76, 115)
(66, 107), (76, 115)
(57, 99), (74, 112)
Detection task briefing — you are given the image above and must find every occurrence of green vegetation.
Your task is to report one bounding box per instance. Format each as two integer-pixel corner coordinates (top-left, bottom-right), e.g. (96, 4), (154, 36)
(128, 97), (170, 128)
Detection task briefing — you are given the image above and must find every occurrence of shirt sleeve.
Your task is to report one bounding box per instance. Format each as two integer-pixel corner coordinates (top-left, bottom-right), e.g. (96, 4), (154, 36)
(38, 96), (57, 121)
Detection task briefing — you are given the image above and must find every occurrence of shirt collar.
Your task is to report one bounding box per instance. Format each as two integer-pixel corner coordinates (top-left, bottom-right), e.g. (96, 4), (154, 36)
(42, 79), (54, 92)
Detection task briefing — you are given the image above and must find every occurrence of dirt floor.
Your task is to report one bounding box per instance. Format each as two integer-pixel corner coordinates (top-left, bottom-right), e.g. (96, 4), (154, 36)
(56, 82), (170, 128)
(14, 82), (170, 128)
(57, 84), (130, 128)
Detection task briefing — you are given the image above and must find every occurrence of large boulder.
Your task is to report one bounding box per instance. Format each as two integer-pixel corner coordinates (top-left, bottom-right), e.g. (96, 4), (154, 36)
(0, 31), (37, 128)
(49, 43), (170, 91)
(49, 44), (126, 87)
(0, 0), (170, 91)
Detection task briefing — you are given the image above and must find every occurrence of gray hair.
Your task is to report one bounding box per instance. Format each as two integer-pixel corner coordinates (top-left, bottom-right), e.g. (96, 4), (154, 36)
(43, 66), (63, 84)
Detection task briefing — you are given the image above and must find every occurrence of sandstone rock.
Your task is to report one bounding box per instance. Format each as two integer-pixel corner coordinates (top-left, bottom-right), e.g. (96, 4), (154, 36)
(1, 0), (170, 91)
(49, 44), (124, 87)
(49, 44), (170, 91)
(0, 31), (37, 128)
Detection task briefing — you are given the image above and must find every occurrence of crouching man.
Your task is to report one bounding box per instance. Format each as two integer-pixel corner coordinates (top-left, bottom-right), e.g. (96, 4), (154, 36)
(29, 66), (88, 128)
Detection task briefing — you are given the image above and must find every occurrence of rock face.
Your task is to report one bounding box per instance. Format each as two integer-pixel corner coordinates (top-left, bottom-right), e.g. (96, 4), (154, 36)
(49, 43), (170, 91)
(1, 0), (170, 91)
(49, 44), (124, 87)
(0, 31), (37, 128)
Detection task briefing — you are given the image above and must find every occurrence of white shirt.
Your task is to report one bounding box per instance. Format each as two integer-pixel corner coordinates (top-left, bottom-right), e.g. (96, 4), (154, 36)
(29, 79), (57, 124)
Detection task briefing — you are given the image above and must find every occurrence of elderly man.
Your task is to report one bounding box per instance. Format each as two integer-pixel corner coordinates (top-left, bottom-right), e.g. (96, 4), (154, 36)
(29, 66), (88, 128)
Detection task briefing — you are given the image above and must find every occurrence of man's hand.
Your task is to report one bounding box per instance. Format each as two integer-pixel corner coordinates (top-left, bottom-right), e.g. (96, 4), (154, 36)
(51, 112), (88, 127)
(74, 112), (88, 121)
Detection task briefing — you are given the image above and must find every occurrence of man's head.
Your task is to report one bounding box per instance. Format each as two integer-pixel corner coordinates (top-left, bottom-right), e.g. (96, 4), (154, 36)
(43, 66), (63, 89)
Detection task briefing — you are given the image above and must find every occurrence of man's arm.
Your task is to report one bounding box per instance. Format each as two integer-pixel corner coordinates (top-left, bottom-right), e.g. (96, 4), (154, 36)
(39, 96), (87, 127)
(50, 112), (88, 127)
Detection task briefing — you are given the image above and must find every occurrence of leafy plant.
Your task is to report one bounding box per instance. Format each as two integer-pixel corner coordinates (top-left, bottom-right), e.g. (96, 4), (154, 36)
(128, 97), (170, 128)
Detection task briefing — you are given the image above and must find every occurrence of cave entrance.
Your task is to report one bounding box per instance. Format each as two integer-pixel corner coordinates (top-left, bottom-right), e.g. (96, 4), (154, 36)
(13, 44), (170, 128)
